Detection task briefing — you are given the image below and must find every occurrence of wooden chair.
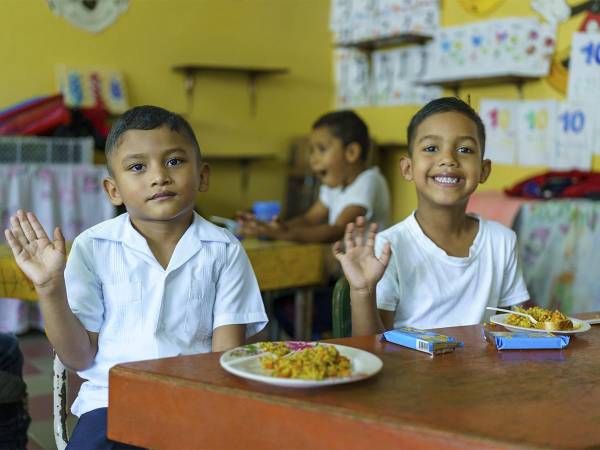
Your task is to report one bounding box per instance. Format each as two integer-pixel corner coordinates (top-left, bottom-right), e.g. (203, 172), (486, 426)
(332, 276), (352, 338)
(53, 353), (82, 450)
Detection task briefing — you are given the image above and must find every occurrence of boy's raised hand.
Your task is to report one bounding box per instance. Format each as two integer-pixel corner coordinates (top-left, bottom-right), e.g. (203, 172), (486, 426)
(4, 210), (66, 288)
(333, 216), (391, 292)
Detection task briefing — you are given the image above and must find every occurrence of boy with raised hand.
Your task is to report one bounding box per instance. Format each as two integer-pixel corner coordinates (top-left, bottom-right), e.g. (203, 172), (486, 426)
(334, 98), (529, 336)
(4, 106), (267, 449)
(238, 110), (390, 243)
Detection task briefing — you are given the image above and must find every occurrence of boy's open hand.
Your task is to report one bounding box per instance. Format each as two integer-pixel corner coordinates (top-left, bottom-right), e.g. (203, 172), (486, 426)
(4, 210), (66, 288)
(333, 217), (391, 292)
(236, 211), (287, 239)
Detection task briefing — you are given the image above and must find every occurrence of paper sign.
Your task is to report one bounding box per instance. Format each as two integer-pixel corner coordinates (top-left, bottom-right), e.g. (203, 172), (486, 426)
(551, 102), (593, 170)
(517, 100), (557, 166)
(479, 100), (518, 164)
(568, 32), (600, 105)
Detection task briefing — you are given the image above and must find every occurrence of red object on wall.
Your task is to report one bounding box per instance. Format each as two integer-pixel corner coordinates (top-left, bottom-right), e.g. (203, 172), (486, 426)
(505, 170), (600, 199)
(0, 95), (71, 136)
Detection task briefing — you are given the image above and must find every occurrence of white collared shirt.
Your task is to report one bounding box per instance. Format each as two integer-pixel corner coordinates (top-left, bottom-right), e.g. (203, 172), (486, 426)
(64, 212), (268, 416)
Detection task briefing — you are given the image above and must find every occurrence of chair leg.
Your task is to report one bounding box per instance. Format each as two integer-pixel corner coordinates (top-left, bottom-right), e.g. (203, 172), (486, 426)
(53, 352), (68, 450)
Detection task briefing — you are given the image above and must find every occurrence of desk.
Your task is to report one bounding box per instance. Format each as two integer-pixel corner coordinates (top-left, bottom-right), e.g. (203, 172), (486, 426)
(0, 239), (326, 338)
(108, 314), (600, 450)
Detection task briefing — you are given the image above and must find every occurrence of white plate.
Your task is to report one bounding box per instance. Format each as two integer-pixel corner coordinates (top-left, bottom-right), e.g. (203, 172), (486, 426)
(220, 341), (383, 388)
(490, 314), (591, 335)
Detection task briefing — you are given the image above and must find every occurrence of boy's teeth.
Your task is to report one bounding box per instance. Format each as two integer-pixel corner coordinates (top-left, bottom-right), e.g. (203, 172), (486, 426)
(434, 176), (459, 184)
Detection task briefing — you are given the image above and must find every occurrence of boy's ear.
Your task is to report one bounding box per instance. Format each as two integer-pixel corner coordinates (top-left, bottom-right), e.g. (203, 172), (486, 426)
(344, 142), (362, 163)
(198, 162), (210, 192)
(102, 176), (124, 206)
(399, 154), (414, 181)
(479, 158), (492, 184)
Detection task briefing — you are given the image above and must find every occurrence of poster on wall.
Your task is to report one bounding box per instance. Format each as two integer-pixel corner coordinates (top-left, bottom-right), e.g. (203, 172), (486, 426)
(56, 65), (129, 114)
(334, 49), (370, 108)
(479, 99), (518, 165)
(517, 100), (557, 167)
(567, 32), (600, 105)
(551, 102), (593, 170)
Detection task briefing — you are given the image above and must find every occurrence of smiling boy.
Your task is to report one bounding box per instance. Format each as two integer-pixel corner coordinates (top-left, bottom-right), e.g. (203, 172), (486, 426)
(334, 97), (529, 335)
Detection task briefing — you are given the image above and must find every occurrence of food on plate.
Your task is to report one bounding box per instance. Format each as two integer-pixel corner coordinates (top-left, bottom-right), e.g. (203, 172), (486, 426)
(506, 306), (574, 330)
(258, 342), (351, 380)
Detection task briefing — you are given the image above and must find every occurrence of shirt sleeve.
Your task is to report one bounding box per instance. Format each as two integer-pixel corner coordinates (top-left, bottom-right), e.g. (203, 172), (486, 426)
(374, 234), (400, 312)
(64, 236), (104, 333)
(498, 231), (530, 307)
(213, 239), (268, 338)
(319, 184), (331, 209)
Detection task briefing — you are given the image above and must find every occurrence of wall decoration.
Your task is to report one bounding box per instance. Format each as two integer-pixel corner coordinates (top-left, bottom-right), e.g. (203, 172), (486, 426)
(334, 49), (370, 108)
(47, 0), (128, 33)
(552, 102), (593, 170)
(56, 65), (129, 113)
(530, 0), (570, 25)
(422, 17), (556, 83)
(479, 99), (518, 164)
(458, 0), (506, 16)
(567, 32), (600, 104)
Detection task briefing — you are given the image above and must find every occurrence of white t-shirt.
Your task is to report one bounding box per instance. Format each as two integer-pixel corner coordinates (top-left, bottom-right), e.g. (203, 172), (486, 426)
(64, 212), (268, 416)
(375, 213), (529, 329)
(319, 167), (390, 231)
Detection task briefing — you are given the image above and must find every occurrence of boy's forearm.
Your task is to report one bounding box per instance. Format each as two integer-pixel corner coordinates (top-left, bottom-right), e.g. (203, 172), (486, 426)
(35, 282), (97, 371)
(350, 287), (385, 336)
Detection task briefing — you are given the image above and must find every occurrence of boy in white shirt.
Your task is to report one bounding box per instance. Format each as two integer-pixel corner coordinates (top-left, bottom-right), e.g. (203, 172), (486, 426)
(334, 97), (529, 335)
(238, 110), (390, 242)
(4, 106), (268, 449)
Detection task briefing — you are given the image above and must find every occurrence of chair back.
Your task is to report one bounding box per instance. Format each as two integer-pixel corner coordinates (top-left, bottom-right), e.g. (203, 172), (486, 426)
(53, 353), (84, 449)
(332, 276), (352, 338)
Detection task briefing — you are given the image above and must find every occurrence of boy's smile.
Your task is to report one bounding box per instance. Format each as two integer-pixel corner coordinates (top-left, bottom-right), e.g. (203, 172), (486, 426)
(102, 126), (209, 231)
(401, 111), (491, 209)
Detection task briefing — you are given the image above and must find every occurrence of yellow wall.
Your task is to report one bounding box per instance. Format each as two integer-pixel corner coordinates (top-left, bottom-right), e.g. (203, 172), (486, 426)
(0, 0), (332, 217)
(361, 0), (599, 222)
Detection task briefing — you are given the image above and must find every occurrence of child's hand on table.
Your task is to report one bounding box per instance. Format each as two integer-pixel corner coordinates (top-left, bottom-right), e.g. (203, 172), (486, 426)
(333, 216), (391, 292)
(4, 210), (66, 289)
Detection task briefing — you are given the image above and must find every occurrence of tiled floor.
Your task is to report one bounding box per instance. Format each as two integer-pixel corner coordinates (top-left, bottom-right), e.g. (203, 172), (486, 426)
(19, 331), (57, 450)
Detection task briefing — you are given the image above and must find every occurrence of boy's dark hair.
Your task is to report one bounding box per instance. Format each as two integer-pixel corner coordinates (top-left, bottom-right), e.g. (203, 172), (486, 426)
(105, 105), (201, 172)
(312, 110), (370, 161)
(406, 97), (486, 157)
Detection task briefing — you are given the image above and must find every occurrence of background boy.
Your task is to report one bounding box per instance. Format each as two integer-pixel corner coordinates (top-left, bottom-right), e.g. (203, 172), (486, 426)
(334, 97), (529, 336)
(238, 110), (390, 243)
(4, 106), (268, 449)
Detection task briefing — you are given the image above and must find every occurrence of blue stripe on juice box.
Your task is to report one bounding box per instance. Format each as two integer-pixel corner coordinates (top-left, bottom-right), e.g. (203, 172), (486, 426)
(383, 327), (464, 355)
(484, 330), (570, 350)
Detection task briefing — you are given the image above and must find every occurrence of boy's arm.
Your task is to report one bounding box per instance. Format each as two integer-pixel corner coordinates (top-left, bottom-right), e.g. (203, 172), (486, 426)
(333, 217), (392, 336)
(283, 200), (329, 228)
(4, 211), (97, 371)
(273, 204), (367, 243)
(212, 324), (245, 352)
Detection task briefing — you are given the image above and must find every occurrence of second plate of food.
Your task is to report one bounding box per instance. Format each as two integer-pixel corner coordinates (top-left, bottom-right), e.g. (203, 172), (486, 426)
(490, 313), (591, 335)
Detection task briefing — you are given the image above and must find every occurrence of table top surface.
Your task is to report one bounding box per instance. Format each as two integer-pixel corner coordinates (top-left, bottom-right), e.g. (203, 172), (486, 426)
(110, 313), (600, 450)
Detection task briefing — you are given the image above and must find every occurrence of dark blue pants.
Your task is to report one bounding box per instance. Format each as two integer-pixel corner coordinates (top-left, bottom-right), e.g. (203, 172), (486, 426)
(67, 408), (145, 450)
(0, 332), (30, 450)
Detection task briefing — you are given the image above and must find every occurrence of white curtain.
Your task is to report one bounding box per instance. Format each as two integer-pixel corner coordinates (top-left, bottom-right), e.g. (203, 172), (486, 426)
(0, 164), (115, 333)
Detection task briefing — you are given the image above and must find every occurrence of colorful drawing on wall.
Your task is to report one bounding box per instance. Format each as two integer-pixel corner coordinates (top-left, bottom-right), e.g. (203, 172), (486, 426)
(56, 65), (129, 113)
(47, 0), (128, 33)
(543, 0), (600, 94)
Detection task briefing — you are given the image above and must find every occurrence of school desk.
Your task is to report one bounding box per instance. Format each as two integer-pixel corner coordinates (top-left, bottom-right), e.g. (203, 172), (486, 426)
(0, 239), (326, 339)
(107, 312), (600, 450)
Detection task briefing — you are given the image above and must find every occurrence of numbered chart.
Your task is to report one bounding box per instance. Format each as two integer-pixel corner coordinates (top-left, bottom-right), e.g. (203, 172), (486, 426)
(567, 32), (600, 105)
(552, 102), (593, 170)
(480, 100), (518, 164)
(517, 101), (557, 167)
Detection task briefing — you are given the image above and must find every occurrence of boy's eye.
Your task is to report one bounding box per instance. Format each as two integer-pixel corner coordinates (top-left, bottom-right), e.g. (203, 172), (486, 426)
(423, 146), (437, 152)
(166, 158), (182, 167)
(129, 163), (144, 172)
(457, 146), (473, 154)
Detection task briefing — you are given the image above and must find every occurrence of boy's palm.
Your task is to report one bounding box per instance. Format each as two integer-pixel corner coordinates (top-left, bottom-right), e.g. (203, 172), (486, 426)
(4, 211), (66, 287)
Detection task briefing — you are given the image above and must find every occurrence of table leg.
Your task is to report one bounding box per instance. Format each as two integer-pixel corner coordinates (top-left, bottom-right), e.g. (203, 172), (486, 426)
(294, 288), (314, 341)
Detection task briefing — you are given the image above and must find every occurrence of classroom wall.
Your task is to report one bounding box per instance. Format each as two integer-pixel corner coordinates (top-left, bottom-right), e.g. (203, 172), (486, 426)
(0, 0), (332, 218)
(362, 0), (600, 222)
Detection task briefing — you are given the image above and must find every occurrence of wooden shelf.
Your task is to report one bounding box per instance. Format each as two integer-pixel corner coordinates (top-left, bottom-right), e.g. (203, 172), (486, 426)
(172, 64), (289, 115)
(336, 34), (432, 51)
(419, 74), (539, 98)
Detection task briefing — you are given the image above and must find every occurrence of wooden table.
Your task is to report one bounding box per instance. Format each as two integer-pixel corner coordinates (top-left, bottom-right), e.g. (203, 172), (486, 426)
(108, 313), (600, 450)
(0, 240), (326, 339)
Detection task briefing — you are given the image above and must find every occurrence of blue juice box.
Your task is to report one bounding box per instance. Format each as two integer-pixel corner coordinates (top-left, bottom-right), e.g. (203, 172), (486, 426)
(383, 327), (464, 355)
(484, 330), (570, 350)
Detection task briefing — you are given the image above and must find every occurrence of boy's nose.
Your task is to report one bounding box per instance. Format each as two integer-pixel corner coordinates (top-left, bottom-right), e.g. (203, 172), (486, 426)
(151, 168), (171, 186)
(438, 150), (458, 167)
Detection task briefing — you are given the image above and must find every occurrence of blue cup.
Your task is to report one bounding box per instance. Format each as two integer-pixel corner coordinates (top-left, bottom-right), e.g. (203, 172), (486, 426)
(253, 201), (281, 222)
